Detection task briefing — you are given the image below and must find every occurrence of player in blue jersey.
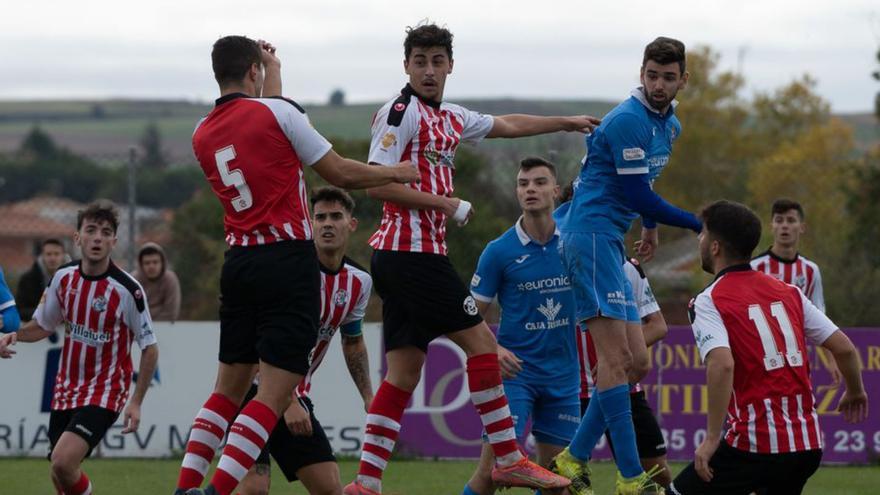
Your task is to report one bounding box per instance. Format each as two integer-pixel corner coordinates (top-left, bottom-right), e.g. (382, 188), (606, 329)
(463, 157), (580, 495)
(0, 267), (21, 334)
(553, 37), (702, 495)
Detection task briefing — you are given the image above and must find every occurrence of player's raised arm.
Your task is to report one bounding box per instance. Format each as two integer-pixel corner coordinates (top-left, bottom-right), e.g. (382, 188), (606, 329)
(486, 114), (601, 138)
(311, 150), (419, 189)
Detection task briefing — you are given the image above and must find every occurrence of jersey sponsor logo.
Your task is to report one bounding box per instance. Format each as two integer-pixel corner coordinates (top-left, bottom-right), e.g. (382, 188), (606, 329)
(67, 321), (111, 345)
(694, 329), (714, 348)
(381, 132), (397, 149)
(516, 275), (570, 294)
(537, 297), (563, 321)
(470, 274), (481, 287)
(333, 289), (349, 307)
(463, 296), (478, 316)
(526, 297), (569, 331)
(514, 254), (530, 264)
(622, 148), (646, 161)
(91, 295), (108, 313)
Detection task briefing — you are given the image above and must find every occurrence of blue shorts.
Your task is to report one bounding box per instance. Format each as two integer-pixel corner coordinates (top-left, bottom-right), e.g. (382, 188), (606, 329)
(499, 378), (580, 447)
(559, 232), (639, 323)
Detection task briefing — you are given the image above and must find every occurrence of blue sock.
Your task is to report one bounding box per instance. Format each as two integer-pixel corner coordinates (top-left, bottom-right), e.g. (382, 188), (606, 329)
(569, 395), (605, 461)
(597, 384), (642, 478)
(462, 483), (480, 495)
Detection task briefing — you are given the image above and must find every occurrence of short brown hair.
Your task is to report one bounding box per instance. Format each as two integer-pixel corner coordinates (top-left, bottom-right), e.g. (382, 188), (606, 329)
(76, 200), (120, 233)
(700, 200), (762, 261)
(771, 198), (804, 220)
(404, 23), (453, 60)
(311, 186), (355, 214)
(212, 35), (262, 87)
(519, 156), (557, 178)
(643, 37), (686, 74)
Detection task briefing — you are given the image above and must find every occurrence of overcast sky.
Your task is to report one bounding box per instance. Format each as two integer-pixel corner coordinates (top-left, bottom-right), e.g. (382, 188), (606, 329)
(3, 0), (878, 112)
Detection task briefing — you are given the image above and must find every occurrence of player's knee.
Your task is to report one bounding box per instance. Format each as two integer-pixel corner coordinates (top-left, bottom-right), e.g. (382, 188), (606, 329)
(49, 453), (77, 481)
(630, 353), (650, 383)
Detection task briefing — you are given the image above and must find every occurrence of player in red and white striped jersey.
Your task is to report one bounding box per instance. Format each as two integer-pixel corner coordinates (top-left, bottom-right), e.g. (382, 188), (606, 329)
(0, 201), (158, 495)
(236, 187), (375, 495)
(670, 200), (867, 495)
(179, 37), (417, 495)
(345, 23), (600, 495)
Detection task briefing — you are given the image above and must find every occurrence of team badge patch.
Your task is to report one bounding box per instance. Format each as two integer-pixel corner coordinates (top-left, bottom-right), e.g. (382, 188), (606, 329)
(381, 132), (397, 149)
(394, 102), (406, 112)
(622, 148), (646, 161)
(463, 296), (478, 316)
(470, 274), (481, 287)
(92, 296), (108, 313)
(333, 289), (349, 307)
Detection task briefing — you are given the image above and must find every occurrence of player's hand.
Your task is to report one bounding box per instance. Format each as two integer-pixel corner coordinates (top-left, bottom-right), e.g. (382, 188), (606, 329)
(257, 39), (280, 68)
(284, 399), (313, 436)
(497, 345), (523, 379)
(0, 332), (17, 358)
(444, 197), (474, 226)
(634, 227), (659, 263)
(837, 389), (869, 424)
(694, 434), (720, 482)
(121, 402), (141, 434)
(564, 115), (602, 133)
(391, 160), (420, 184)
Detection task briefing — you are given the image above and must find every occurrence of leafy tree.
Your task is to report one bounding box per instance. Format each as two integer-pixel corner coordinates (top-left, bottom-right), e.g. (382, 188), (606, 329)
(139, 121), (168, 169)
(329, 88), (346, 107)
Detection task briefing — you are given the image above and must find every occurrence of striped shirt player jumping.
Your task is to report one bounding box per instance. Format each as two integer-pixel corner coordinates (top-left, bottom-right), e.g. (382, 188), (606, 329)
(344, 23), (600, 495)
(669, 200), (867, 495)
(177, 37), (417, 495)
(0, 201), (158, 495)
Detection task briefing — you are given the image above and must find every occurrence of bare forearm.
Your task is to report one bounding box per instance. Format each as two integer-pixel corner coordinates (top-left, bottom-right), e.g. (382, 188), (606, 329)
(641, 313), (668, 347)
(261, 63), (282, 97)
(831, 346), (865, 394)
(367, 183), (451, 212)
(17, 320), (52, 342)
(130, 345), (158, 405)
(342, 338), (373, 402)
(705, 359), (733, 438)
(489, 115), (571, 138)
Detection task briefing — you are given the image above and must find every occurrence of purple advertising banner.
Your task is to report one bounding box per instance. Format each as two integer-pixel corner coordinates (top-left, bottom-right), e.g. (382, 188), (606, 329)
(393, 327), (880, 464)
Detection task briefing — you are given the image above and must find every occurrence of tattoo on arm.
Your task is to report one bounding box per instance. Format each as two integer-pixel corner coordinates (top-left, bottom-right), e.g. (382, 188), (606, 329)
(343, 336), (372, 400)
(254, 463), (270, 476)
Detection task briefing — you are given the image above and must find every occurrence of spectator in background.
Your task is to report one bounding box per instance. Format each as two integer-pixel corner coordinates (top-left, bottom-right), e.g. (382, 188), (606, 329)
(17, 239), (67, 320)
(133, 242), (181, 322)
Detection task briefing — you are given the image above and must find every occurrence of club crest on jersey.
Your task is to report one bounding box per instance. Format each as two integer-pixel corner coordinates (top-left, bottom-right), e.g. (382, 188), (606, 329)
(91, 295), (108, 313)
(793, 274), (807, 289)
(333, 289), (349, 307)
(463, 296), (478, 316)
(381, 132), (397, 149)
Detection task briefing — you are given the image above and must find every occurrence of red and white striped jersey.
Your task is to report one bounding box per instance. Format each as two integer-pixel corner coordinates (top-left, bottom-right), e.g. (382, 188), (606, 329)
(295, 259), (372, 397)
(750, 249), (824, 312)
(34, 261), (156, 413)
(368, 84), (494, 255)
(578, 259), (660, 399)
(193, 94), (332, 247)
(690, 264), (838, 454)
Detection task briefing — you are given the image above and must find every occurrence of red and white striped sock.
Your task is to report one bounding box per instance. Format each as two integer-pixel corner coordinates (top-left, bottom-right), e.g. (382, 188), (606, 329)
(356, 380), (412, 492)
(467, 353), (522, 467)
(208, 399), (278, 495)
(64, 472), (91, 495)
(176, 393), (239, 490)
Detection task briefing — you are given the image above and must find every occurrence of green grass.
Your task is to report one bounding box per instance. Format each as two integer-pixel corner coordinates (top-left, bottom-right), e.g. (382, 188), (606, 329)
(1, 458), (877, 494)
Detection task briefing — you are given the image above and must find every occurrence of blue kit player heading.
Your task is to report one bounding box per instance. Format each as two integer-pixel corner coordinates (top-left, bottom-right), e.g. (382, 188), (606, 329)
(552, 37), (703, 495)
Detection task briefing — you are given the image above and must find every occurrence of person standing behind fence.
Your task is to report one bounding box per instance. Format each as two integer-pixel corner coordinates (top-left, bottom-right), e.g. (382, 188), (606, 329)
(17, 239), (67, 320)
(133, 242), (181, 323)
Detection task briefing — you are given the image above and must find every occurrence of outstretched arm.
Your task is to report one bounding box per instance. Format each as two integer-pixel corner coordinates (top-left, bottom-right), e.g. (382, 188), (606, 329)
(311, 151), (419, 189)
(618, 174), (702, 232)
(487, 114), (600, 138)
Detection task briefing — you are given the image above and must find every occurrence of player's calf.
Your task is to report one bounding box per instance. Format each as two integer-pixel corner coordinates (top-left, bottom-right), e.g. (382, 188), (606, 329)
(237, 463), (270, 495)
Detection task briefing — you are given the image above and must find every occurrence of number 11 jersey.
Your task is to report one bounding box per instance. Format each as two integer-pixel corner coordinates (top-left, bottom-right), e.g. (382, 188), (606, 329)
(689, 264), (838, 455)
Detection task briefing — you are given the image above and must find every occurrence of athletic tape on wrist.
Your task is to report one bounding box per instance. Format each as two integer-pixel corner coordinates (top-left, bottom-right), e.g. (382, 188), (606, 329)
(453, 200), (472, 226)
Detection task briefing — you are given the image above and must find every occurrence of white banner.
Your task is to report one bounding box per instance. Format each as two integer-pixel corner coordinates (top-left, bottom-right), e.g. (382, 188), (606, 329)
(0, 322), (386, 458)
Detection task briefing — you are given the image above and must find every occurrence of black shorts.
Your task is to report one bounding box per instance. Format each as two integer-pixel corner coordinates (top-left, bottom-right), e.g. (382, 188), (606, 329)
(371, 250), (483, 352)
(241, 386), (336, 482)
(48, 406), (119, 459)
(219, 240), (320, 375)
(669, 442), (822, 495)
(580, 390), (667, 459)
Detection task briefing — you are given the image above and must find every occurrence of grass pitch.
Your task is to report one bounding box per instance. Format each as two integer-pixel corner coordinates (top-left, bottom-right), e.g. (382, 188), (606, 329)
(1, 457), (878, 494)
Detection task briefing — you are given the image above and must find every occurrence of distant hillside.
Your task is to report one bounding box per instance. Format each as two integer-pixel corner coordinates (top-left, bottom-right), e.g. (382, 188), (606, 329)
(0, 99), (875, 163)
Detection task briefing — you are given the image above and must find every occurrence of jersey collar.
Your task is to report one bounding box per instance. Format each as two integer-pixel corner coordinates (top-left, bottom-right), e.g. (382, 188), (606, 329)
(761, 247), (800, 264)
(402, 84), (442, 109)
(515, 216), (561, 246)
(78, 260), (117, 281)
(630, 87), (677, 117)
(713, 263), (752, 281)
(215, 92), (249, 107)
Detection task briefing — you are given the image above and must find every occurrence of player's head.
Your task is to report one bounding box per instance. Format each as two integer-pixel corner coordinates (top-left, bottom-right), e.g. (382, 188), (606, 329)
(75, 200), (119, 264)
(698, 200), (762, 274)
(138, 243), (166, 281)
(516, 157), (560, 214)
(640, 36), (688, 112)
(39, 238), (66, 272)
(770, 198), (805, 249)
(212, 35), (264, 95)
(403, 23), (454, 102)
(311, 186), (357, 254)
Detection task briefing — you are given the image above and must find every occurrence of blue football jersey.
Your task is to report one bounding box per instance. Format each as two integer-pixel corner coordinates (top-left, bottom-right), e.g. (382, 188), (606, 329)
(0, 267), (17, 333)
(562, 88), (682, 239)
(470, 219), (578, 383)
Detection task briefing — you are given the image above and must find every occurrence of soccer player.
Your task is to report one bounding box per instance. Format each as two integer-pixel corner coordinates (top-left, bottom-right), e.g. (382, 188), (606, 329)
(0, 266), (21, 333)
(0, 200), (159, 495)
(235, 186), (375, 495)
(750, 198), (840, 382)
(176, 37), (418, 495)
(462, 157), (579, 495)
(344, 23), (600, 495)
(669, 200), (868, 495)
(574, 258), (671, 492)
(554, 37), (702, 495)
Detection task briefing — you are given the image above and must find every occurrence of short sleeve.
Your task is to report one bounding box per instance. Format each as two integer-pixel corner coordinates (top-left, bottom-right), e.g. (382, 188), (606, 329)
(604, 113), (651, 176)
(126, 284), (157, 350)
(624, 262), (660, 318)
(33, 274), (64, 330)
(263, 97), (332, 167)
(340, 273), (372, 328)
(809, 267), (825, 313)
(799, 289), (837, 345)
(368, 102), (418, 166)
(471, 243), (503, 303)
(460, 108), (494, 144)
(691, 292), (730, 361)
